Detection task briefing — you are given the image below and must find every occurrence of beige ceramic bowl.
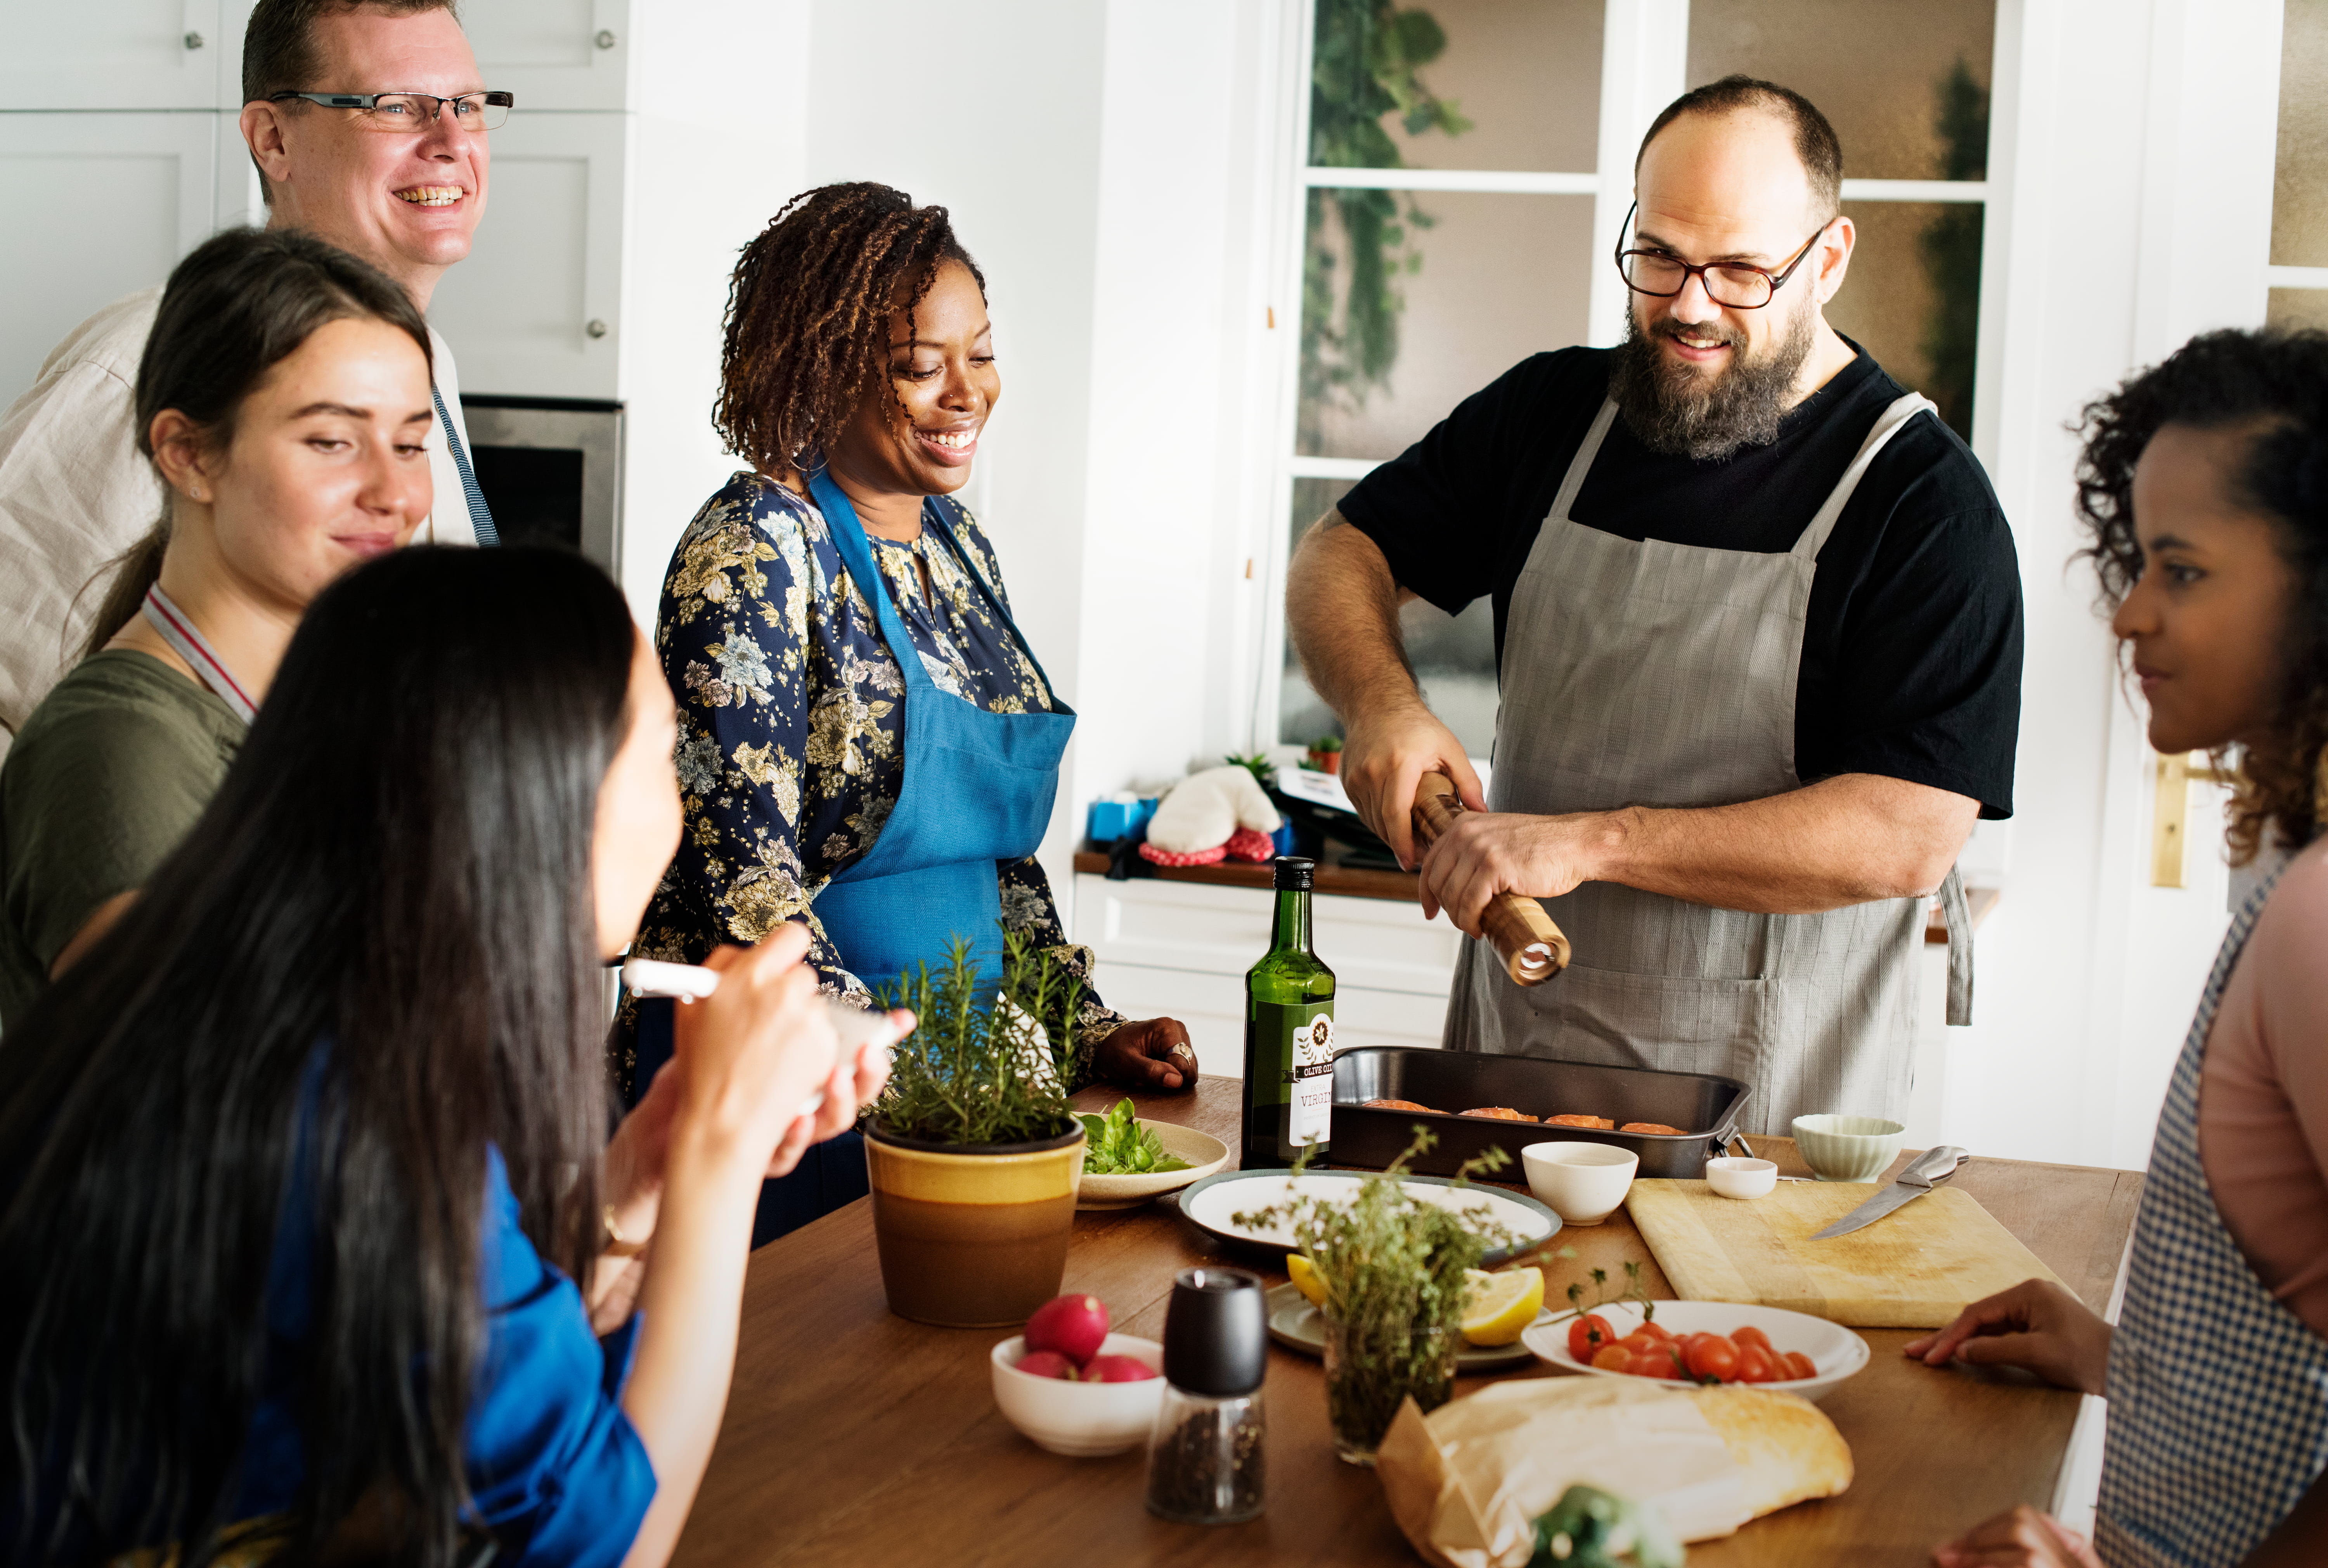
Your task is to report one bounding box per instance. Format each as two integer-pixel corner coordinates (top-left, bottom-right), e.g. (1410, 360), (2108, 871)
(1791, 1114), (1905, 1182)
(1520, 1141), (1639, 1225)
(989, 1332), (1165, 1455)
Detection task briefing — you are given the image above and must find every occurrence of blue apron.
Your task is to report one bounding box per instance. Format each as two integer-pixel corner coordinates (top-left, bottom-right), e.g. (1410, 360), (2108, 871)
(633, 472), (1074, 1245)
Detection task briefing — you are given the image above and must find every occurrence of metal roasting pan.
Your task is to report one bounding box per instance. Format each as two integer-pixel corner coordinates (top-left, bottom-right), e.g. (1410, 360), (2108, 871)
(1328, 1047), (1751, 1180)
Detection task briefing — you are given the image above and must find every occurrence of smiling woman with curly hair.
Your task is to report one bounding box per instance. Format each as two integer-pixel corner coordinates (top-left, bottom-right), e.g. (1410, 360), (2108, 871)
(1918, 327), (2328, 1568)
(621, 184), (1197, 1243)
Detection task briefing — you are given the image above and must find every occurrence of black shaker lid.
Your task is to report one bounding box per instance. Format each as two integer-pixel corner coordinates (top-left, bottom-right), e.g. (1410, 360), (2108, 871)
(1161, 1266), (1269, 1396)
(1271, 856), (1316, 892)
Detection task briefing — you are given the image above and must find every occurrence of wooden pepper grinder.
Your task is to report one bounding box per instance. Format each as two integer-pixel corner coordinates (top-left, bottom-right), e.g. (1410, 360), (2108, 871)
(1410, 772), (1572, 986)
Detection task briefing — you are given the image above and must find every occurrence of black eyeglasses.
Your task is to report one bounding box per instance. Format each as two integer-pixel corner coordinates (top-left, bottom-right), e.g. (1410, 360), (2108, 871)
(1613, 199), (1830, 310)
(268, 90), (513, 132)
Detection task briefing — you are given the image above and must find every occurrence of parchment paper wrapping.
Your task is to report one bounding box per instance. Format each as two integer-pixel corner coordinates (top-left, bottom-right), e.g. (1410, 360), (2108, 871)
(1376, 1379), (1852, 1568)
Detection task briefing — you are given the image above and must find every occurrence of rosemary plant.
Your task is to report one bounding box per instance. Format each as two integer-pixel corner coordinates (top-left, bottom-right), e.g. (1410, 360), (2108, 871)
(871, 930), (1081, 1147)
(1233, 1129), (1512, 1458)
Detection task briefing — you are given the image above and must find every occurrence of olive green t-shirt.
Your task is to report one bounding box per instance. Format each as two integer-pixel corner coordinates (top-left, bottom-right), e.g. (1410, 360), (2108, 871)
(0, 650), (244, 1028)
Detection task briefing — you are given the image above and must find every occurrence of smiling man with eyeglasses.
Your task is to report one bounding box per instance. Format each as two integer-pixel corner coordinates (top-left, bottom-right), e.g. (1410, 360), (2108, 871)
(0, 0), (504, 740)
(1285, 76), (2025, 1136)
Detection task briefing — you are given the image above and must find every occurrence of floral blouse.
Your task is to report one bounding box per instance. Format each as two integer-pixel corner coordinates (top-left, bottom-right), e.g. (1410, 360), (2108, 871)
(627, 471), (1123, 1086)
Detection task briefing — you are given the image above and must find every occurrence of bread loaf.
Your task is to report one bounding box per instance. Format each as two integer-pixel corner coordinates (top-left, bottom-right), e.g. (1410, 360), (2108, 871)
(1682, 1386), (1855, 1516)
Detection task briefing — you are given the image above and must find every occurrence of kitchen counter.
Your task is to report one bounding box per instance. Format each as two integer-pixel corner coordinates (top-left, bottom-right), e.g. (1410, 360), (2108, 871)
(674, 1079), (2135, 1566)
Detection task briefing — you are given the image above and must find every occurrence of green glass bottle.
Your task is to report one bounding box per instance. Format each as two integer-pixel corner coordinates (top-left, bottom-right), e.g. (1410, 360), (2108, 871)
(1242, 856), (1337, 1168)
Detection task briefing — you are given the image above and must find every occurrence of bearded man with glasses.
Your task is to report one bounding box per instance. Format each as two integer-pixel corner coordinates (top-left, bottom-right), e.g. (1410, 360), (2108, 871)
(0, 0), (504, 740)
(1286, 76), (2023, 1135)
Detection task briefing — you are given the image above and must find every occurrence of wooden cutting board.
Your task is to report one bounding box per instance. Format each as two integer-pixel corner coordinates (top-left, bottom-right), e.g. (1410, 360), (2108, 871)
(1624, 1178), (2068, 1327)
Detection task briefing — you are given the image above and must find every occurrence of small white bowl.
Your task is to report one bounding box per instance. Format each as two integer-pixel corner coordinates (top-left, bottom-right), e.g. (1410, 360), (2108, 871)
(1521, 1299), (1869, 1403)
(1521, 1141), (1640, 1226)
(1074, 1121), (1231, 1211)
(989, 1332), (1165, 1456)
(1703, 1156), (1778, 1200)
(1791, 1114), (1905, 1183)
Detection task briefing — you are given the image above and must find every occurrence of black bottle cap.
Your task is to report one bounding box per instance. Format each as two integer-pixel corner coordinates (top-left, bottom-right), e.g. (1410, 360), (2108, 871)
(1161, 1266), (1269, 1396)
(1271, 856), (1316, 892)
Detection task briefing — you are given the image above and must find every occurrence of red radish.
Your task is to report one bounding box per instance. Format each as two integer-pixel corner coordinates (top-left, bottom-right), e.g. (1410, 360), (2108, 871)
(1024, 1293), (1110, 1366)
(1080, 1354), (1158, 1383)
(1014, 1350), (1081, 1381)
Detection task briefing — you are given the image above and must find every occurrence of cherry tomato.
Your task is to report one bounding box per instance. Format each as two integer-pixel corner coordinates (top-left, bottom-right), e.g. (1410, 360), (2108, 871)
(1733, 1344), (1779, 1383)
(1568, 1314), (1615, 1363)
(1732, 1325), (1773, 1353)
(1618, 1328), (1664, 1353)
(1635, 1319), (1675, 1341)
(1684, 1333), (1740, 1383)
(1591, 1342), (1634, 1371)
(1628, 1346), (1684, 1379)
(1781, 1351), (1817, 1381)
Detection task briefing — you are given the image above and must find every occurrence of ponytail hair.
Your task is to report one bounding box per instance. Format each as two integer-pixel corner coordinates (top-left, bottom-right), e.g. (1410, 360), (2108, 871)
(74, 225), (432, 657)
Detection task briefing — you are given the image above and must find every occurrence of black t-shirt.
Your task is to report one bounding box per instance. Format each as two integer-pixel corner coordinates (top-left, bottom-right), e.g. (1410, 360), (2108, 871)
(1339, 343), (2022, 818)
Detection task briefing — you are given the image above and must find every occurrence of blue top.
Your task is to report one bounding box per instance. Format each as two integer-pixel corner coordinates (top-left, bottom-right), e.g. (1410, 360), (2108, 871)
(240, 1128), (655, 1568)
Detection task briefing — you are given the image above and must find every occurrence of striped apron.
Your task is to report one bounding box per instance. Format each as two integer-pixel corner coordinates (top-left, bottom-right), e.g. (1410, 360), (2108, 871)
(2095, 865), (2328, 1563)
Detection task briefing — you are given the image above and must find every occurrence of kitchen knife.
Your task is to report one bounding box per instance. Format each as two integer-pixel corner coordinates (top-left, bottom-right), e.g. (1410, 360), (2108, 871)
(1808, 1145), (1970, 1240)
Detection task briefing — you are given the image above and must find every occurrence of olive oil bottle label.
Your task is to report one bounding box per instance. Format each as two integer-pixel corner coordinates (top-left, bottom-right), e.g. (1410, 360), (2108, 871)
(1255, 1001), (1335, 1150)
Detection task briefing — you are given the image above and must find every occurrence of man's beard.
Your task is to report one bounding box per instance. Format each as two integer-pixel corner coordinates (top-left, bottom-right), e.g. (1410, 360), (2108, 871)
(1608, 294), (1817, 461)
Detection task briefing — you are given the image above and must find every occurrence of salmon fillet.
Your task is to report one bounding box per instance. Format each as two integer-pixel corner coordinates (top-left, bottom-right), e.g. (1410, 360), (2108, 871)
(1364, 1098), (1442, 1114)
(1460, 1106), (1538, 1121)
(1619, 1121), (1685, 1135)
(1544, 1113), (1616, 1130)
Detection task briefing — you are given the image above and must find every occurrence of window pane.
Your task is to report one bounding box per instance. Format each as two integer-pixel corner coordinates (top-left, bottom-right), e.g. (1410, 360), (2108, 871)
(1299, 189), (1594, 459)
(2273, 0), (2328, 267)
(1824, 199), (1983, 441)
(1309, 0), (1602, 173)
(1686, 0), (1995, 182)
(2267, 288), (2328, 333)
(1280, 478), (1500, 761)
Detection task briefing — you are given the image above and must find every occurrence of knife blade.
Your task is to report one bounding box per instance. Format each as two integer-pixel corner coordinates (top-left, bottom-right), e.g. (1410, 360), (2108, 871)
(1808, 1145), (1969, 1239)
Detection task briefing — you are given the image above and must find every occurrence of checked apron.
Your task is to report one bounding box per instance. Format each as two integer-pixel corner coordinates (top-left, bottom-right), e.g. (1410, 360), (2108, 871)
(1444, 394), (1973, 1137)
(2094, 865), (2328, 1565)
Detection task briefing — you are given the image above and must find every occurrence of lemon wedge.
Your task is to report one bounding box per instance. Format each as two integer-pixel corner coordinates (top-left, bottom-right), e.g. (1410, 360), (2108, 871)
(1287, 1253), (1329, 1309)
(1460, 1266), (1544, 1346)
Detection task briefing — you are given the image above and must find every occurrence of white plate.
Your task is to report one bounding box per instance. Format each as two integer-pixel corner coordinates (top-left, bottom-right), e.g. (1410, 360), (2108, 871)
(1519, 1299), (1869, 1403)
(1177, 1168), (1559, 1264)
(1074, 1121), (1232, 1210)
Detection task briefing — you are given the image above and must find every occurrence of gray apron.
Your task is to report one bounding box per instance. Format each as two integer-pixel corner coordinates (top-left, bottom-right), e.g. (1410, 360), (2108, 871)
(1443, 394), (1973, 1137)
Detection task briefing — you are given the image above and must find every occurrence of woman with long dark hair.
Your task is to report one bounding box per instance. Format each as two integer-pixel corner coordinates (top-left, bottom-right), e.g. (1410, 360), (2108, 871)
(624, 182), (1193, 1240)
(1918, 329), (2328, 1566)
(0, 225), (435, 1027)
(0, 546), (896, 1568)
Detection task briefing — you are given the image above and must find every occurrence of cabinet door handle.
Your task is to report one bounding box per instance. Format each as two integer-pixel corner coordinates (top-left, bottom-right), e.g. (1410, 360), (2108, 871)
(596, 29), (618, 49)
(184, 31), (205, 49)
(586, 319), (610, 339)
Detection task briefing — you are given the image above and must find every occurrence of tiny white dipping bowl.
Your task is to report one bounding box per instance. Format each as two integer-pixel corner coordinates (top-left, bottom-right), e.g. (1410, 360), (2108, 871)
(1704, 1156), (1779, 1200)
(1521, 1141), (1640, 1226)
(989, 1333), (1164, 1456)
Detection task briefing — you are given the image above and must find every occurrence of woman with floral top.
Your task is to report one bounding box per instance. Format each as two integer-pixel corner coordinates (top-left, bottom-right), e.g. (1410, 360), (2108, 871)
(624, 182), (1195, 1241)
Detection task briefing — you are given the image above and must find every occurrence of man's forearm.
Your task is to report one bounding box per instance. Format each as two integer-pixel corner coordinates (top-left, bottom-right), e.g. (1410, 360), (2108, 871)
(1284, 510), (1421, 721)
(1594, 774), (1978, 913)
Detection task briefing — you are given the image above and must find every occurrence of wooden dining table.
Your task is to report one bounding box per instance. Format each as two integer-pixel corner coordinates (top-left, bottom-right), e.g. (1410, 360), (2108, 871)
(672, 1078), (2143, 1568)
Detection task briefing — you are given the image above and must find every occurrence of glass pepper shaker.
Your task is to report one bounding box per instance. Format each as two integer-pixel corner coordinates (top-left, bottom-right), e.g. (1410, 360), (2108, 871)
(1145, 1266), (1268, 1525)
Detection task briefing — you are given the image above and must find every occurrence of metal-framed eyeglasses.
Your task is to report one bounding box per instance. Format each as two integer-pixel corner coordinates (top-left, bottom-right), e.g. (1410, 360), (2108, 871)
(1613, 199), (1831, 310)
(267, 90), (513, 132)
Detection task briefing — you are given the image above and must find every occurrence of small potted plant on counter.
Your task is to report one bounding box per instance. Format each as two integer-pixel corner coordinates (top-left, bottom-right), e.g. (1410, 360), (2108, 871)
(864, 931), (1089, 1327)
(1304, 733), (1344, 774)
(1236, 1132), (1512, 1464)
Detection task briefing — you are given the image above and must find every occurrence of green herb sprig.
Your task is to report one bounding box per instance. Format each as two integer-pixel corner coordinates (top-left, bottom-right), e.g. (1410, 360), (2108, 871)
(1076, 1098), (1193, 1175)
(1546, 1261), (1659, 1331)
(871, 930), (1080, 1147)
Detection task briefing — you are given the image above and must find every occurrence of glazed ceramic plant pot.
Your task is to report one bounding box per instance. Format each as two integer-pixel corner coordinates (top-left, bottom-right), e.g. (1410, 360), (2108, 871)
(864, 1121), (1088, 1327)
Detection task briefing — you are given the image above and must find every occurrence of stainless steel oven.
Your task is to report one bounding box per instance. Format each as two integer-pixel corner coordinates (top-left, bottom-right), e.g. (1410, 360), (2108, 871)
(459, 395), (623, 578)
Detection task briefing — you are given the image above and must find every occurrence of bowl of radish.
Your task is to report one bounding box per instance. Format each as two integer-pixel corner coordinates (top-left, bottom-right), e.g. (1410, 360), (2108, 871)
(990, 1293), (1164, 1455)
(1519, 1299), (1869, 1404)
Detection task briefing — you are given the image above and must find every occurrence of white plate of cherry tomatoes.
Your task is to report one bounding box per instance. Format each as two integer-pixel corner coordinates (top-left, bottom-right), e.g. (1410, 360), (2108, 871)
(1519, 1300), (1869, 1404)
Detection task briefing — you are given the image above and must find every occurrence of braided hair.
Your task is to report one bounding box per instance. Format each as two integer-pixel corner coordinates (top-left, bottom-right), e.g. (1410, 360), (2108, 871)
(2075, 326), (2328, 860)
(715, 182), (987, 479)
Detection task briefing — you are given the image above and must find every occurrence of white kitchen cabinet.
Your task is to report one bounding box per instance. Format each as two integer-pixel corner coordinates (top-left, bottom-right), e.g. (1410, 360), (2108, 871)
(0, 1), (227, 109)
(1072, 873), (1457, 1079)
(0, 112), (215, 404)
(424, 110), (625, 399)
(464, 0), (630, 111)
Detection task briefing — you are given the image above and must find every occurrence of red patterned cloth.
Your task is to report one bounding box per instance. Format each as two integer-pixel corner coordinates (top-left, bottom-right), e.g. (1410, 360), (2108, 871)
(1139, 840), (1227, 867)
(1225, 827), (1276, 863)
